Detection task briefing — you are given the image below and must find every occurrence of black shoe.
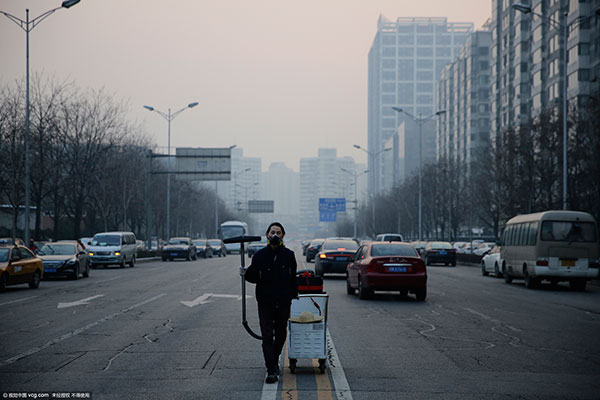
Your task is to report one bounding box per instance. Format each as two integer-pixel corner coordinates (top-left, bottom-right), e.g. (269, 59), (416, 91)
(265, 373), (278, 384)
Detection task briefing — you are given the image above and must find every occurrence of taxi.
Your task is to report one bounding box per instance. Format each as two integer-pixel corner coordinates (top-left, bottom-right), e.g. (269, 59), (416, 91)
(0, 245), (44, 291)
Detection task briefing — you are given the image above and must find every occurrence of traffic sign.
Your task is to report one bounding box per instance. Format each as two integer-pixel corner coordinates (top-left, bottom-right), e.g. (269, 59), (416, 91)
(319, 211), (337, 222)
(319, 198), (346, 212)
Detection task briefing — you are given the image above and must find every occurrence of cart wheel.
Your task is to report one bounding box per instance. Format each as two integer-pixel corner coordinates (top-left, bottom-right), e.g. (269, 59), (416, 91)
(289, 358), (297, 374)
(318, 359), (326, 374)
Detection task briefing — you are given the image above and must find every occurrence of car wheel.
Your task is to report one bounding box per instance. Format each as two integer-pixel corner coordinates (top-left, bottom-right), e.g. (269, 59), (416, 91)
(0, 273), (7, 292)
(83, 262), (90, 278)
(415, 287), (427, 301)
(186, 252), (191, 261)
(192, 253), (197, 260)
(523, 267), (538, 289)
(481, 261), (489, 276)
(346, 274), (355, 295)
(494, 263), (502, 278)
(451, 261), (456, 267)
(128, 255), (135, 267)
(120, 258), (126, 268)
(29, 270), (41, 289)
(162, 256), (167, 261)
(569, 278), (587, 291)
(71, 264), (80, 280)
(358, 277), (371, 300)
(503, 264), (512, 284)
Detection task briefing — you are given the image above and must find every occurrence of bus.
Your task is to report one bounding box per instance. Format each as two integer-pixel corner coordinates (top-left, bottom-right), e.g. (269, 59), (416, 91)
(501, 210), (600, 290)
(219, 221), (249, 254)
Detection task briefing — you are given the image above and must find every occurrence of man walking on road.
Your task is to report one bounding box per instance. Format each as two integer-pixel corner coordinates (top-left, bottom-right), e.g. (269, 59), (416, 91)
(241, 222), (298, 384)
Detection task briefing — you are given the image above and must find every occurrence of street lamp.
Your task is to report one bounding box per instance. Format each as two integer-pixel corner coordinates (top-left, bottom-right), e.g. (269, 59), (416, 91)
(340, 167), (368, 239)
(214, 144), (237, 235)
(143, 102), (198, 238)
(512, 3), (568, 210)
(352, 144), (391, 234)
(233, 168), (251, 213)
(392, 107), (445, 240)
(1, 0), (81, 243)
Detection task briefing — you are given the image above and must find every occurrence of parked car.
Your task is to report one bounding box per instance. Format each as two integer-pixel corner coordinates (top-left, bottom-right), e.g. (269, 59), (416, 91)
(87, 231), (137, 268)
(162, 237), (197, 261)
(38, 240), (89, 280)
(208, 239), (227, 257)
(247, 237), (267, 257)
(375, 233), (404, 242)
(0, 238), (25, 246)
(481, 245), (503, 277)
(423, 241), (457, 266)
(346, 241), (427, 301)
(305, 238), (325, 262)
(0, 245), (43, 291)
(193, 239), (213, 259)
(314, 239), (359, 276)
(301, 240), (311, 256)
(473, 242), (496, 256)
(410, 241), (427, 256)
(135, 240), (146, 252)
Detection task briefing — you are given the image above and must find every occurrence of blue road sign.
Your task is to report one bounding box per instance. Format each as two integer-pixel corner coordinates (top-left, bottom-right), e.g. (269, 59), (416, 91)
(319, 198), (346, 212)
(319, 211), (337, 222)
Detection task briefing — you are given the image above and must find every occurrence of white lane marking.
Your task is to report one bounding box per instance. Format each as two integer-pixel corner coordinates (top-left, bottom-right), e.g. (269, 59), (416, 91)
(260, 373), (278, 400)
(0, 295), (39, 307)
(181, 293), (213, 307)
(57, 294), (105, 309)
(0, 293), (167, 367)
(327, 328), (353, 399)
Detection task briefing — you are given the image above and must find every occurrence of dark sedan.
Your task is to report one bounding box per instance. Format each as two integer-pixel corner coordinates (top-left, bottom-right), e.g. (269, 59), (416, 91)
(208, 239), (227, 257)
(305, 238), (325, 263)
(38, 241), (90, 280)
(346, 241), (427, 301)
(423, 241), (457, 266)
(193, 239), (213, 258)
(314, 239), (359, 276)
(162, 237), (197, 261)
(247, 237), (267, 257)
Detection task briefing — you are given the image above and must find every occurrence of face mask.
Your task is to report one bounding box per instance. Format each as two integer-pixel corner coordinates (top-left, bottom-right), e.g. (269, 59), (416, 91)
(269, 235), (281, 247)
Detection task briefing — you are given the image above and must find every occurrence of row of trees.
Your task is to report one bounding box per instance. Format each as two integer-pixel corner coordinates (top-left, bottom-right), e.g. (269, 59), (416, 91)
(351, 90), (600, 241)
(0, 76), (235, 241)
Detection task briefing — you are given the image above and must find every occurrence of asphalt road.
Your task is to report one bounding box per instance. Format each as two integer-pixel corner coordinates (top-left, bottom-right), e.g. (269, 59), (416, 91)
(1, 246), (599, 400)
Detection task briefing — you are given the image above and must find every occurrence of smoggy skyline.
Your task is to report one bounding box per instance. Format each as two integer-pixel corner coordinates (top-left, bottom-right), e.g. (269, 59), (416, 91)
(1, 0), (491, 171)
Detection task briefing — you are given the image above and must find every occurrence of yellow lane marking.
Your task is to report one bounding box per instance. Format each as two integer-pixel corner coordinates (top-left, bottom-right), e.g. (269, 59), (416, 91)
(312, 359), (334, 400)
(282, 340), (298, 400)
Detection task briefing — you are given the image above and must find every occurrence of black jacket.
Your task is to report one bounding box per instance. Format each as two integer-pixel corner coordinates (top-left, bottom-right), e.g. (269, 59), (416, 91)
(245, 245), (298, 304)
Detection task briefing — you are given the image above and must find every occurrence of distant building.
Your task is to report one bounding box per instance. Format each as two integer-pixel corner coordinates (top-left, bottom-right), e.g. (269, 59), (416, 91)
(368, 15), (473, 192)
(223, 148), (261, 213)
(437, 28), (492, 170)
(259, 162), (300, 235)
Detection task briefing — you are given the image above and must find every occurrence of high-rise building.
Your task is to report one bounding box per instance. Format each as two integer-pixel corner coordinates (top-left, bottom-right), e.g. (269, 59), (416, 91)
(491, 0), (600, 143)
(299, 149), (356, 236)
(368, 16), (473, 193)
(224, 148), (261, 213)
(437, 29), (492, 169)
(260, 162), (300, 235)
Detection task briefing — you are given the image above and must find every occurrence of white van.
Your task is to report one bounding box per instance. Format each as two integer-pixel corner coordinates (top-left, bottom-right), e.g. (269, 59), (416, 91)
(87, 231), (137, 268)
(375, 233), (404, 242)
(501, 211), (600, 290)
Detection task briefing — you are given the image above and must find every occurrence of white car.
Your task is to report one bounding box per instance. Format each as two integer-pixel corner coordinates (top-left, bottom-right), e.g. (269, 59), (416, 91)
(473, 242), (496, 256)
(481, 246), (503, 277)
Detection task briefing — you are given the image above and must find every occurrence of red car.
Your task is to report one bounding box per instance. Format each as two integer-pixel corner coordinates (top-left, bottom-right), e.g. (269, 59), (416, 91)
(346, 241), (427, 301)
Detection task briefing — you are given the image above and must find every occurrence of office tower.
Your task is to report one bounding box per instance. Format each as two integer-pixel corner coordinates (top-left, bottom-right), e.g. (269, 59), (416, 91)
(368, 15), (473, 193)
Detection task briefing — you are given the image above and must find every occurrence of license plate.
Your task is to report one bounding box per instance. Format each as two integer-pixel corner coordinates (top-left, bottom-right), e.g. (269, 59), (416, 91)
(389, 266), (407, 272)
(335, 257), (347, 261)
(45, 268), (56, 272)
(171, 253), (179, 257)
(440, 251), (447, 255)
(561, 259), (576, 267)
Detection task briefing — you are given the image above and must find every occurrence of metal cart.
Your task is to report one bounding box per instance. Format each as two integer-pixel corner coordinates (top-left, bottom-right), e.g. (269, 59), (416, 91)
(288, 293), (329, 374)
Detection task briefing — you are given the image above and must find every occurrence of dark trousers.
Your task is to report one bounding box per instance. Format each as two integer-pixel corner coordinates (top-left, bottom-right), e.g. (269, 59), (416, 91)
(258, 301), (290, 373)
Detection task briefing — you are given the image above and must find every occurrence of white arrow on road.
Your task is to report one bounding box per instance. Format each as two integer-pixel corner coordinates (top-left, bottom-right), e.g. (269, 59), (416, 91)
(57, 294), (104, 309)
(180, 293), (253, 307)
(180, 293), (214, 308)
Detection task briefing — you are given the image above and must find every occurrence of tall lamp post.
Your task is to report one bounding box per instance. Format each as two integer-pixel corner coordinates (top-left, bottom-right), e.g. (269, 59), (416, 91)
(353, 144), (391, 234)
(143, 102), (198, 238)
(340, 167), (368, 239)
(512, 3), (568, 210)
(392, 107), (445, 240)
(1, 0), (81, 243)
(233, 168), (251, 213)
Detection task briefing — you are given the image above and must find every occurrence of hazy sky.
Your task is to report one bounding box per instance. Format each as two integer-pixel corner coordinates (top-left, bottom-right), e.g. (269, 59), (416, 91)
(1, 0), (491, 172)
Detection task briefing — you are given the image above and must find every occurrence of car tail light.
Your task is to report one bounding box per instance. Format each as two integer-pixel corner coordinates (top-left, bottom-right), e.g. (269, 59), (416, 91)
(319, 254), (327, 259)
(536, 257), (549, 266)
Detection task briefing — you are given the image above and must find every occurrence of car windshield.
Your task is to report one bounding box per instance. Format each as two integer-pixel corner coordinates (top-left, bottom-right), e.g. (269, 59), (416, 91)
(322, 240), (358, 251)
(0, 248), (9, 262)
(221, 226), (244, 239)
(91, 235), (120, 246)
(429, 242), (453, 249)
(209, 240), (221, 246)
(371, 244), (417, 257)
(540, 221), (597, 242)
(39, 244), (76, 255)
(169, 239), (189, 245)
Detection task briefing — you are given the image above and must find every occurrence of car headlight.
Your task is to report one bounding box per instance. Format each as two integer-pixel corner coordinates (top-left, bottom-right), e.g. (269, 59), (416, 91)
(114, 251), (121, 256)
(88, 252), (94, 256)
